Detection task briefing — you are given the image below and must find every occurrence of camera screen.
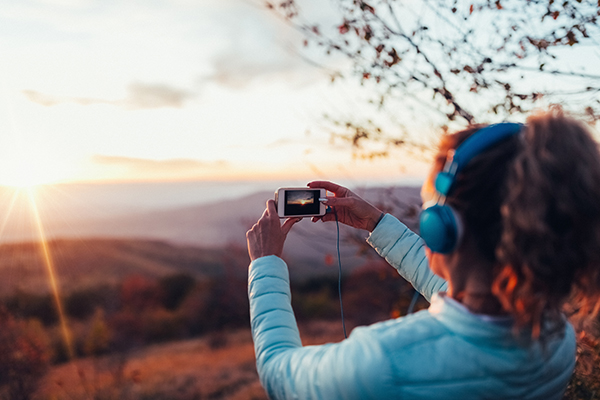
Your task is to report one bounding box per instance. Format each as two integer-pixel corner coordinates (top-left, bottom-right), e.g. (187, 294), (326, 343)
(284, 190), (321, 216)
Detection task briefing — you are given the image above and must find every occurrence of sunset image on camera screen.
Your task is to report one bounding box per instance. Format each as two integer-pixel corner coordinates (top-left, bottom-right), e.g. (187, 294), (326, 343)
(284, 190), (320, 216)
(287, 191), (315, 206)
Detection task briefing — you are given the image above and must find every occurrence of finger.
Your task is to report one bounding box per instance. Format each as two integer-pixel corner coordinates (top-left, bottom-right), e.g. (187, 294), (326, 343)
(266, 199), (277, 217)
(281, 217), (302, 235)
(322, 197), (354, 208)
(308, 181), (346, 195)
(319, 213), (336, 223)
(258, 206), (269, 221)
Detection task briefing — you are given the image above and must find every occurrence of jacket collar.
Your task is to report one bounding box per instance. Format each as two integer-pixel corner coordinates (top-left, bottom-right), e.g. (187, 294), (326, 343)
(428, 293), (518, 343)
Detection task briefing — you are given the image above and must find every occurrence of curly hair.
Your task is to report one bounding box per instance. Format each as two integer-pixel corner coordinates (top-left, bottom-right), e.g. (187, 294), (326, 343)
(433, 107), (600, 337)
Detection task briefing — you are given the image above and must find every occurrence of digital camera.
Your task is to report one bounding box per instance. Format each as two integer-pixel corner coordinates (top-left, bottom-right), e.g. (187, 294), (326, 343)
(275, 187), (327, 218)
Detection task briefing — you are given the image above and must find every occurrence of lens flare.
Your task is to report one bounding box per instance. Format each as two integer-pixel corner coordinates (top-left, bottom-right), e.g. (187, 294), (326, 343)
(0, 190), (20, 237)
(26, 187), (74, 359)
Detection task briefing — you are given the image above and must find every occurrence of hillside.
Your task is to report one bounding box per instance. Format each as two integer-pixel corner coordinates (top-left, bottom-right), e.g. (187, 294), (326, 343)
(0, 186), (423, 293)
(0, 239), (241, 295)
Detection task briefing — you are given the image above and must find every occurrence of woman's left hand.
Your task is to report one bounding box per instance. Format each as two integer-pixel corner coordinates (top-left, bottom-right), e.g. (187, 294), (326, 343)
(246, 199), (301, 261)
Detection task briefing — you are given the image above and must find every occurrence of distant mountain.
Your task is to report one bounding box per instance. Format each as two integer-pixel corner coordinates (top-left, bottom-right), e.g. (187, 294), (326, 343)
(0, 186), (422, 291)
(0, 239), (238, 295)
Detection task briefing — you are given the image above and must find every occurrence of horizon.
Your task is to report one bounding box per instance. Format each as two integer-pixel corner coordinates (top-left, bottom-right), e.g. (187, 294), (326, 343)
(0, 180), (424, 247)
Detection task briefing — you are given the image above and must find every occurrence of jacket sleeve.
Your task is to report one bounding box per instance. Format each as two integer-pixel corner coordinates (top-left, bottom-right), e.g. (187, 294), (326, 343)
(366, 214), (448, 302)
(248, 255), (393, 400)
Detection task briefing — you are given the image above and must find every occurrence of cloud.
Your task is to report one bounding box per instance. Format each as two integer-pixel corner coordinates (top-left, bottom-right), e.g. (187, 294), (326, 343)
(22, 83), (194, 109)
(209, 50), (305, 89)
(124, 83), (194, 109)
(92, 155), (228, 173)
(89, 155), (229, 181)
(21, 90), (64, 107)
(202, 2), (324, 89)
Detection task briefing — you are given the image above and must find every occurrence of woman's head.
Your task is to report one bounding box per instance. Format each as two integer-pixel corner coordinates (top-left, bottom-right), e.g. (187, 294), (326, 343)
(430, 107), (600, 333)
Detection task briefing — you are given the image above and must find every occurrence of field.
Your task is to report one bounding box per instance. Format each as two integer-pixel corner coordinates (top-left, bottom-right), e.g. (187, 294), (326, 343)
(0, 239), (230, 295)
(0, 185), (598, 399)
(0, 236), (424, 399)
(36, 321), (346, 400)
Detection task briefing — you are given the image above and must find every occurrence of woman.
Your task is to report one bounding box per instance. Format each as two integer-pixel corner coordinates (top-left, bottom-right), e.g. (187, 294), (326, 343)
(246, 108), (600, 399)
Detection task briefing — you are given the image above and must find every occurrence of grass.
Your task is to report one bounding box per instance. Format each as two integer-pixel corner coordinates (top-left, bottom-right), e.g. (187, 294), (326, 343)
(35, 321), (345, 400)
(37, 328), (266, 400)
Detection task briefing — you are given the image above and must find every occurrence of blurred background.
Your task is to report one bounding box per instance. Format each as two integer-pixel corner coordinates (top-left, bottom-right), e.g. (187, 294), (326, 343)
(1, 0), (599, 398)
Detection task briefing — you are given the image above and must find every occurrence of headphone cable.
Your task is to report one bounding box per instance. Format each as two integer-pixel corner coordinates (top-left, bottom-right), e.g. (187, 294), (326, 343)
(333, 207), (348, 339)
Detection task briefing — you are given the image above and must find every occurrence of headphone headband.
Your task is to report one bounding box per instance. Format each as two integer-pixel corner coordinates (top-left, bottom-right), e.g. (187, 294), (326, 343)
(421, 122), (524, 254)
(435, 122), (524, 196)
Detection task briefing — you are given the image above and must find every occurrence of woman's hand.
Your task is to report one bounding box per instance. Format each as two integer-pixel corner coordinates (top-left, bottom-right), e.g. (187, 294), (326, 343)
(246, 199), (302, 261)
(308, 181), (384, 232)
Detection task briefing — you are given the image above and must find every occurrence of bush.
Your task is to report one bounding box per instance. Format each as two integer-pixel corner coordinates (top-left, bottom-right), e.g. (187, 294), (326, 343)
(142, 308), (186, 343)
(179, 277), (249, 335)
(292, 285), (339, 320)
(343, 261), (418, 325)
(84, 309), (112, 356)
(120, 275), (164, 312)
(4, 291), (57, 326)
(65, 285), (116, 320)
(0, 308), (51, 400)
(109, 309), (145, 351)
(159, 273), (196, 310)
(564, 328), (600, 399)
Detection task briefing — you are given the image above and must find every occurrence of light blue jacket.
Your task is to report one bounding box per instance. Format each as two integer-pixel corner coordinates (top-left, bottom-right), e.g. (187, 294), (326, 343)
(248, 214), (576, 399)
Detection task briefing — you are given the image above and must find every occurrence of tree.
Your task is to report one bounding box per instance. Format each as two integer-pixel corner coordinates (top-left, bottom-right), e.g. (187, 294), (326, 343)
(267, 0), (600, 155)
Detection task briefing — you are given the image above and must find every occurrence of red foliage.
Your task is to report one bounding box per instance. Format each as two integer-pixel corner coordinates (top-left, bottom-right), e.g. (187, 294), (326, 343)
(0, 308), (51, 398)
(120, 275), (164, 312)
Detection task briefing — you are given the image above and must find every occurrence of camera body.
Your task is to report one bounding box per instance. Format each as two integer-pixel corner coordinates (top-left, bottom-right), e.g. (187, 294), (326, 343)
(275, 187), (327, 218)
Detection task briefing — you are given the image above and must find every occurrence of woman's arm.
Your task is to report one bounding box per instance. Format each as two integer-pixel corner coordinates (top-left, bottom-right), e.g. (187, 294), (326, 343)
(368, 214), (447, 302)
(307, 180), (447, 302)
(249, 256), (392, 400)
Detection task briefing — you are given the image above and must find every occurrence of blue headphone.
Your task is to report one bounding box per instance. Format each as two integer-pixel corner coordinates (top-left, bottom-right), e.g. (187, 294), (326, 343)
(419, 122), (524, 254)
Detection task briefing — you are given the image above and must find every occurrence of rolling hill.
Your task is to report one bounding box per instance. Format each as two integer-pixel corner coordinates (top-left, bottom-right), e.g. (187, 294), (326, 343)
(0, 185), (422, 294)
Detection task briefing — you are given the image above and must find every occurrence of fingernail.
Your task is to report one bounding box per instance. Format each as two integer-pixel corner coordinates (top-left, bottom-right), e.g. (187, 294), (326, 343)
(319, 198), (328, 203)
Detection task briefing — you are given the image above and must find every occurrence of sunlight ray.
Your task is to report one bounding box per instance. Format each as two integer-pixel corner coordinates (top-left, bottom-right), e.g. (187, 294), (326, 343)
(26, 187), (75, 359)
(0, 188), (20, 238)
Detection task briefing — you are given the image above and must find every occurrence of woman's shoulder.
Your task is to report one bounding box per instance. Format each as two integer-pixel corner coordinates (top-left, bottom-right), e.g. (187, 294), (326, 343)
(349, 308), (449, 350)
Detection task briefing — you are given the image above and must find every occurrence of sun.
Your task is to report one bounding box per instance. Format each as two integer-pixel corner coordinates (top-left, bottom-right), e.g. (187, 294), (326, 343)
(0, 149), (75, 188)
(1, 160), (61, 188)
(3, 164), (51, 188)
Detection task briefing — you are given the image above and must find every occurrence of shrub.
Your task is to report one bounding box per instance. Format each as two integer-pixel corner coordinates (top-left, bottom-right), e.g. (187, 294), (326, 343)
(84, 309), (112, 356)
(65, 285), (116, 320)
(179, 277), (249, 335)
(120, 275), (164, 312)
(159, 273), (196, 311)
(142, 308), (185, 343)
(0, 308), (51, 400)
(564, 326), (600, 399)
(292, 286), (339, 320)
(4, 291), (57, 326)
(109, 309), (145, 351)
(343, 261), (416, 325)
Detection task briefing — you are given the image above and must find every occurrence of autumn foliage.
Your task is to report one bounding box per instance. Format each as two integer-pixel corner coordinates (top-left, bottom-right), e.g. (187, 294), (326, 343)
(267, 0), (600, 158)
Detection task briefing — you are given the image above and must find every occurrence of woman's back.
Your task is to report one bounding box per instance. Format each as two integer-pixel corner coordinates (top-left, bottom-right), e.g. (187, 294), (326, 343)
(246, 108), (600, 399)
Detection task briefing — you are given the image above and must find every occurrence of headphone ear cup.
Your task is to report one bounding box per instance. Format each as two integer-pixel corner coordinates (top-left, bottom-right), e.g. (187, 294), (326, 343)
(419, 204), (463, 254)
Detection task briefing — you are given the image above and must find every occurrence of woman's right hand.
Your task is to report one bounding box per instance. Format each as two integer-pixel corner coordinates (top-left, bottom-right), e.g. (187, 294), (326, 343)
(308, 181), (384, 232)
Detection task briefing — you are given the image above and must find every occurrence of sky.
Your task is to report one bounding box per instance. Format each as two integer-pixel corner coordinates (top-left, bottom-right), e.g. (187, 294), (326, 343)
(0, 0), (433, 187)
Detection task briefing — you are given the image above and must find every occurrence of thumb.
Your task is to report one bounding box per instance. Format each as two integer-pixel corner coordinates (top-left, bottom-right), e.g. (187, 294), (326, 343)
(281, 217), (302, 236)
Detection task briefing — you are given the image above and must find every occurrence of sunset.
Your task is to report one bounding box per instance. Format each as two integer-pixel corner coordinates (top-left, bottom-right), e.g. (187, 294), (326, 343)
(0, 0), (432, 188)
(1, 0), (600, 399)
